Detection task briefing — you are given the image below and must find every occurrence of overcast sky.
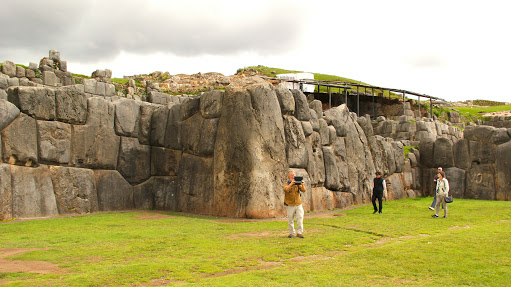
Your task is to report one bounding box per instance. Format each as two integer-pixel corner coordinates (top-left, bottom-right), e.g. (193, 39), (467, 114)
(1, 0), (510, 103)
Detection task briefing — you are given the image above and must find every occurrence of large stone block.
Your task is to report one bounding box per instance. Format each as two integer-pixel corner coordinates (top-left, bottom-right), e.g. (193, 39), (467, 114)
(291, 89), (311, 121)
(11, 165), (58, 218)
(117, 137), (151, 184)
(151, 147), (181, 176)
(490, 128), (511, 145)
(132, 178), (155, 210)
(283, 115), (308, 168)
(309, 100), (323, 119)
(200, 90), (223, 118)
(95, 82), (106, 96)
(306, 132), (325, 186)
(180, 112), (203, 155)
(392, 141), (406, 173)
(387, 173), (405, 200)
(94, 170), (134, 211)
(323, 146), (341, 190)
(150, 106), (169, 147)
(71, 97), (120, 169)
(433, 137), (454, 168)
(49, 166), (98, 214)
(466, 164), (496, 200)
(151, 176), (179, 210)
(16, 66), (25, 78)
(419, 137), (435, 168)
(83, 78), (97, 94)
(274, 83), (295, 115)
(55, 85), (88, 124)
(309, 108), (320, 132)
(37, 120), (71, 164)
(137, 102), (160, 145)
(114, 98), (141, 137)
(213, 79), (287, 218)
(2, 61), (16, 77)
(453, 139), (470, 170)
(7, 86), (56, 120)
(180, 97), (200, 121)
(464, 125), (495, 142)
(0, 164), (12, 220)
(444, 167), (466, 199)
(319, 118), (330, 146)
(198, 118), (219, 156)
(0, 99), (20, 131)
(43, 71), (59, 86)
(1, 114), (38, 165)
(164, 104), (181, 149)
(496, 141), (511, 200)
(469, 140), (495, 165)
(178, 153), (214, 214)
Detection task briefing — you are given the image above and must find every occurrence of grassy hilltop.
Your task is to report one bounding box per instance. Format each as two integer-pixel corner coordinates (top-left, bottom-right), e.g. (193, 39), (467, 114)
(1, 198), (510, 286)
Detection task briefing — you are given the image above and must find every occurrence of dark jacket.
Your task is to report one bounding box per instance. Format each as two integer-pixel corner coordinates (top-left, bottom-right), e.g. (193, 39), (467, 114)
(373, 177), (385, 195)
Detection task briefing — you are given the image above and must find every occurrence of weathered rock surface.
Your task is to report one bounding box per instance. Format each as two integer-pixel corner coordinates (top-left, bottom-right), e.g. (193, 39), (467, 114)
(94, 170), (134, 211)
(200, 90), (223, 118)
(1, 114), (38, 165)
(7, 87), (55, 120)
(114, 98), (141, 137)
(214, 78), (287, 218)
(55, 85), (87, 124)
(496, 141), (511, 200)
(11, 165), (58, 218)
(38, 120), (71, 164)
(466, 164), (495, 200)
(291, 89), (311, 121)
(283, 115), (308, 168)
(0, 164), (12, 220)
(117, 137), (151, 184)
(72, 97), (120, 169)
(49, 166), (98, 214)
(274, 83), (295, 115)
(0, 99), (20, 131)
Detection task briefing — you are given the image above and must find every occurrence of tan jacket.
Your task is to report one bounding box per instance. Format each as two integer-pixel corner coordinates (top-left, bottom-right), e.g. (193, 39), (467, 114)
(283, 181), (306, 206)
(436, 178), (450, 196)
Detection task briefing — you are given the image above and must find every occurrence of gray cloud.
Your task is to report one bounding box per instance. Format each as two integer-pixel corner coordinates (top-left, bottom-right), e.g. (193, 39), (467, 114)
(0, 0), (308, 64)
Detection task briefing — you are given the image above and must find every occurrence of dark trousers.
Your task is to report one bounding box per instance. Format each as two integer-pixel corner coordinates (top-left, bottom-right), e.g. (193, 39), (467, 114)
(372, 193), (383, 212)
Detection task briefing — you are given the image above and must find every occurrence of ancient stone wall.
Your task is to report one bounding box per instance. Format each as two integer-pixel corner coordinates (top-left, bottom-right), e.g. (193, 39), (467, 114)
(1, 51), (423, 221)
(419, 125), (511, 200)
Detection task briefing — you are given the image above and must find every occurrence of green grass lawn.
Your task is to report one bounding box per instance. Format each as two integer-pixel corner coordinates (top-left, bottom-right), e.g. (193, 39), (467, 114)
(453, 105), (511, 121)
(1, 198), (510, 286)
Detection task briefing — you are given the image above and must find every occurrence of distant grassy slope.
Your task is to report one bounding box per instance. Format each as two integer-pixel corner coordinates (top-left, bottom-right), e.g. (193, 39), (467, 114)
(453, 105), (511, 122)
(239, 65), (398, 97)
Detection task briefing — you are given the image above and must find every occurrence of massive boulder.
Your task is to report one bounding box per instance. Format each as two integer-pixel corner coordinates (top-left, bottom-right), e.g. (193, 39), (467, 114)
(117, 137), (151, 184)
(0, 164), (12, 220)
(214, 78), (287, 218)
(7, 87), (56, 120)
(94, 170), (134, 211)
(71, 97), (120, 169)
(11, 165), (58, 218)
(37, 120), (72, 164)
(114, 97), (141, 137)
(55, 85), (88, 124)
(444, 167), (466, 199)
(496, 141), (511, 200)
(291, 89), (311, 121)
(49, 166), (98, 214)
(433, 137), (454, 168)
(0, 99), (20, 131)
(200, 90), (224, 118)
(178, 153), (215, 214)
(1, 113), (38, 166)
(283, 115), (308, 168)
(466, 164), (496, 200)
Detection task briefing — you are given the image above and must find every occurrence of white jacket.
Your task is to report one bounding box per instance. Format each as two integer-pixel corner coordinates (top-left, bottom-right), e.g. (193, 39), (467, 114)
(436, 178), (449, 196)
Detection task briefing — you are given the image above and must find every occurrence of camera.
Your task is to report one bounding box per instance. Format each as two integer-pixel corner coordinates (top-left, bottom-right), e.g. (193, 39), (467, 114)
(294, 176), (303, 185)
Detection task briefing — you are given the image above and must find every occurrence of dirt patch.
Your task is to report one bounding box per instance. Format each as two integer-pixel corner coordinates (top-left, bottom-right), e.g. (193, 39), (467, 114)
(449, 225), (471, 229)
(482, 111), (511, 117)
(0, 248), (65, 274)
(136, 212), (175, 220)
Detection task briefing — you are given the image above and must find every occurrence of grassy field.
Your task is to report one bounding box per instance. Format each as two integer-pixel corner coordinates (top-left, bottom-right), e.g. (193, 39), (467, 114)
(0, 197), (510, 286)
(453, 105), (511, 120)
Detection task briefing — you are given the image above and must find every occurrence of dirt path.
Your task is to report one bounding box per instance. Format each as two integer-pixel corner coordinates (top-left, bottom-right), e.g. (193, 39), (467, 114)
(0, 248), (64, 274)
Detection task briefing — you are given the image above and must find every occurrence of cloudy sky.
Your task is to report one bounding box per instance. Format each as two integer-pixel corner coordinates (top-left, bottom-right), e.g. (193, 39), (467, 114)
(1, 0), (510, 102)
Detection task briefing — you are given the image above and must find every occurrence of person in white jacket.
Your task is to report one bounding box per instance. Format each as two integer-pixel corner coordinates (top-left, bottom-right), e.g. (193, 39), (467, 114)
(432, 171), (449, 218)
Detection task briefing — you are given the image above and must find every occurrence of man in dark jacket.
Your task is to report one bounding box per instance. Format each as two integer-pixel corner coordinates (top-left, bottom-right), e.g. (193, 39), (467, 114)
(372, 171), (387, 214)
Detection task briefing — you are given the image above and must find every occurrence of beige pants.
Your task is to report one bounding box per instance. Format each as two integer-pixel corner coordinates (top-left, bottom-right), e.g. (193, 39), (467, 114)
(287, 204), (304, 235)
(435, 194), (447, 217)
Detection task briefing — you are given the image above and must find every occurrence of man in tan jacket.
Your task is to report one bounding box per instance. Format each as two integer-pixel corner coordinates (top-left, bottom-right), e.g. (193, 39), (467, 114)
(283, 171), (306, 238)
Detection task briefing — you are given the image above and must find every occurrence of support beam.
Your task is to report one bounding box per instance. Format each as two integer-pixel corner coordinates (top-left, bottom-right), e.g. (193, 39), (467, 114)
(372, 88), (375, 118)
(418, 96), (421, 118)
(430, 98), (433, 118)
(357, 85), (360, 116)
(328, 86), (332, 109)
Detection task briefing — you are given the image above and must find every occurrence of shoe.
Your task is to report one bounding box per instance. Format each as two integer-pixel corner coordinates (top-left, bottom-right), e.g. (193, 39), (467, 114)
(288, 234), (295, 238)
(431, 215), (439, 218)
(373, 211), (377, 214)
(297, 234), (304, 238)
(379, 211), (382, 214)
(443, 216), (447, 218)
(428, 207), (434, 211)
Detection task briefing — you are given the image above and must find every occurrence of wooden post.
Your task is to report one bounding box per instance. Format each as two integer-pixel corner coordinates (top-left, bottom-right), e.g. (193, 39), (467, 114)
(430, 98), (433, 117)
(372, 88), (375, 118)
(328, 86), (331, 109)
(357, 85), (360, 116)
